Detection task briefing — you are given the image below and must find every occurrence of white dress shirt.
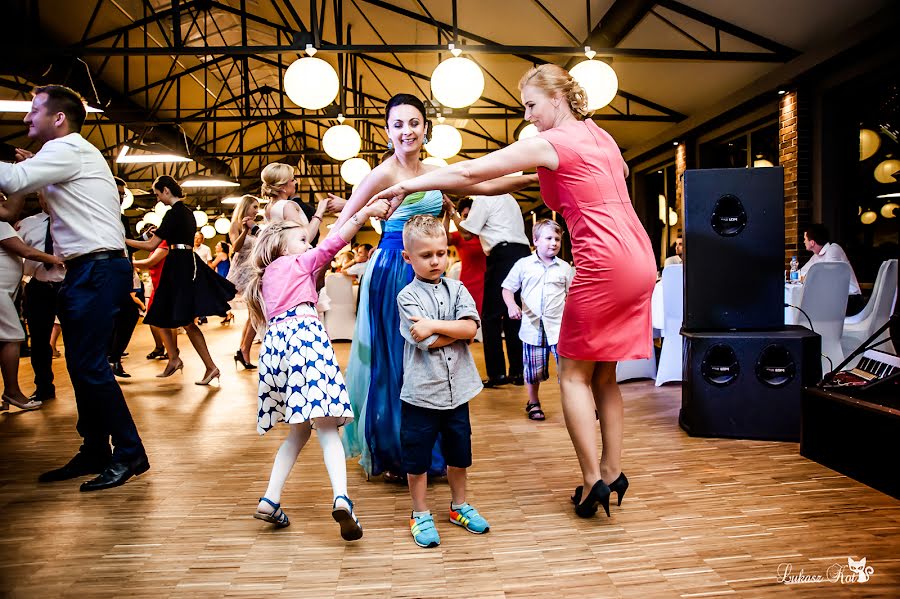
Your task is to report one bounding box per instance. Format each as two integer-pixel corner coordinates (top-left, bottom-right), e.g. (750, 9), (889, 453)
(194, 243), (212, 263)
(460, 193), (530, 255)
(501, 253), (574, 346)
(664, 255), (683, 267)
(16, 212), (65, 283)
(799, 242), (861, 295)
(0, 133), (125, 260)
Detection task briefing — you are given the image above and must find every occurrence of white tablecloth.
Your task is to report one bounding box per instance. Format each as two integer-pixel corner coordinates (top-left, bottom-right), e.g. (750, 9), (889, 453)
(784, 282), (803, 325)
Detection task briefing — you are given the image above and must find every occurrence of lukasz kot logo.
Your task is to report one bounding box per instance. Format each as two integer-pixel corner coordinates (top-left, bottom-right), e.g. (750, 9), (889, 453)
(777, 557), (874, 585)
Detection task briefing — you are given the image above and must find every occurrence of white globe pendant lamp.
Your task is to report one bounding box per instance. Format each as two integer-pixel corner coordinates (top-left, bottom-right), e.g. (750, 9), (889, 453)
(322, 117), (362, 161)
(422, 156), (449, 167)
(569, 58), (618, 111)
(135, 219), (146, 234)
(143, 212), (162, 227)
(431, 56), (484, 108)
(518, 123), (539, 141)
(214, 217), (231, 235)
(424, 124), (463, 159)
(340, 157), (372, 185)
(120, 188), (134, 212)
(283, 56), (339, 110)
(200, 224), (216, 239)
(153, 201), (170, 215)
(193, 210), (209, 227)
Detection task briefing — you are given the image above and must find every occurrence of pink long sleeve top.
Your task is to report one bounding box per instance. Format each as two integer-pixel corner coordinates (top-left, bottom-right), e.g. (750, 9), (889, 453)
(261, 233), (348, 320)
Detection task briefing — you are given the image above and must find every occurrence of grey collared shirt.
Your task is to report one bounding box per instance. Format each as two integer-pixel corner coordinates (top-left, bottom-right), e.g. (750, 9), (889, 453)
(397, 277), (483, 410)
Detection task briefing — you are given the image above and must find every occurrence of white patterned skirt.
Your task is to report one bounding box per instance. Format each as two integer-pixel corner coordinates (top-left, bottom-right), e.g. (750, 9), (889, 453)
(257, 305), (353, 434)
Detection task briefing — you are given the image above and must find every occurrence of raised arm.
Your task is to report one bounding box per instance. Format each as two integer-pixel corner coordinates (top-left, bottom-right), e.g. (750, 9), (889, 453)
(332, 167), (392, 230)
(133, 245), (168, 269)
(370, 137), (556, 212)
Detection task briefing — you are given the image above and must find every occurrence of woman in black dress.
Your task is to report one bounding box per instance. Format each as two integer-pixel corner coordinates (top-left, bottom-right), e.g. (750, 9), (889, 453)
(126, 176), (235, 384)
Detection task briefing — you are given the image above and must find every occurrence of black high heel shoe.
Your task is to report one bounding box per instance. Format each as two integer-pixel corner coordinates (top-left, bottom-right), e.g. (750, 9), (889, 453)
(607, 473), (629, 506)
(572, 472), (629, 507)
(234, 349), (257, 370)
(574, 480), (611, 518)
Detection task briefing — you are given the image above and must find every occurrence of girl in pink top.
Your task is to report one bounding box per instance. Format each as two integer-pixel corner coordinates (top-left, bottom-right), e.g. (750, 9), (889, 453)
(369, 64), (655, 522)
(243, 198), (390, 540)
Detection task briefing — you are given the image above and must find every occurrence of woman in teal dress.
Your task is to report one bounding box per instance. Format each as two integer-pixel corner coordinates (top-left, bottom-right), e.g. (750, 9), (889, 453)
(336, 93), (537, 480)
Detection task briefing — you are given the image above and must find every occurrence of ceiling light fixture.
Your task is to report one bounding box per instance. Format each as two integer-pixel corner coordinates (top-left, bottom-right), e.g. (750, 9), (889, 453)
(284, 56), (339, 110)
(116, 144), (192, 164)
(569, 52), (618, 111)
(424, 124), (463, 159)
(200, 224), (216, 238)
(0, 100), (103, 113)
(431, 54), (484, 109)
(322, 115), (362, 161)
(517, 123), (539, 141)
(340, 157), (372, 185)
(181, 176), (240, 188)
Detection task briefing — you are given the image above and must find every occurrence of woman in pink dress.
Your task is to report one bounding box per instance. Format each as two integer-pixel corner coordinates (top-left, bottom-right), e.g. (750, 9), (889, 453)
(370, 64), (656, 519)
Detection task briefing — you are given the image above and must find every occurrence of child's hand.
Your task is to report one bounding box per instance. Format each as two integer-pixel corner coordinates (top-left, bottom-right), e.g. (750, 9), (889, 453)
(507, 304), (522, 320)
(409, 315), (436, 343)
(365, 198), (392, 220)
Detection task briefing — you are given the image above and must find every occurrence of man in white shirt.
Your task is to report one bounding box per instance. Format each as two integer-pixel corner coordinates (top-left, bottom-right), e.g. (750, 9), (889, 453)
(664, 234), (683, 267)
(193, 230), (213, 263)
(0, 85), (148, 491)
(18, 193), (66, 402)
(460, 193), (531, 387)
(344, 243), (372, 281)
(799, 224), (864, 314)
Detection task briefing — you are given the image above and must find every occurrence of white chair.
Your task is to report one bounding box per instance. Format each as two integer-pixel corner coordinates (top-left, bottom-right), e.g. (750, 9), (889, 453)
(798, 262), (851, 374)
(841, 259), (897, 361)
(322, 273), (357, 341)
(656, 264), (683, 386)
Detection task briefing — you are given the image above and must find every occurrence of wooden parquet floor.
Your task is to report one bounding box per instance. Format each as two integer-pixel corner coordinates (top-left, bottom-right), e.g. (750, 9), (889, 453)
(1, 312), (898, 598)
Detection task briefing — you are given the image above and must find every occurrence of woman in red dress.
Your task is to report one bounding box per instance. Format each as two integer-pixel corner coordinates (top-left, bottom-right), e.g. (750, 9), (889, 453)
(370, 64), (656, 519)
(444, 197), (486, 315)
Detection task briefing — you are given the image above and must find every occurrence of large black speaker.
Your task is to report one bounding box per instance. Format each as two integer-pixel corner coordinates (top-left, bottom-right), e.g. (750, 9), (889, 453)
(683, 167), (784, 331)
(680, 327), (821, 441)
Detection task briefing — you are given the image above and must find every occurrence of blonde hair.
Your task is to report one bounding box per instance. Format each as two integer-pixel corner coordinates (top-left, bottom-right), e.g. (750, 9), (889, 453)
(518, 64), (591, 120)
(230, 194), (260, 231)
(402, 214), (446, 250)
(244, 221), (303, 332)
(260, 162), (295, 200)
(532, 218), (563, 241)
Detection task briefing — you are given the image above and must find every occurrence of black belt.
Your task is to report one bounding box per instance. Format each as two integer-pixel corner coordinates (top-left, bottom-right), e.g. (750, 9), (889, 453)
(64, 249), (126, 269)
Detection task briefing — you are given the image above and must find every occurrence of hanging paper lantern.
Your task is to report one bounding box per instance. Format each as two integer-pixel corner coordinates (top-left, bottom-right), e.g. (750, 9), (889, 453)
(120, 188), (134, 212)
(569, 59), (618, 110)
(340, 157), (372, 185)
(193, 210), (209, 227)
(143, 212), (162, 227)
(860, 210), (877, 225)
(135, 219), (146, 234)
(881, 203), (899, 219)
(283, 57), (340, 110)
(322, 123), (362, 161)
(860, 129), (880, 161)
(153, 201), (170, 215)
(423, 156), (449, 167)
(874, 158), (900, 184)
(518, 123), (539, 140)
(424, 124), (463, 159)
(431, 57), (484, 108)
(214, 217), (231, 235)
(200, 224), (216, 239)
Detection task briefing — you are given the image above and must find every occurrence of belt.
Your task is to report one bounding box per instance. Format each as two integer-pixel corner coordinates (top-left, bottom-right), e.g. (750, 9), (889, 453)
(64, 249), (126, 269)
(169, 244), (198, 280)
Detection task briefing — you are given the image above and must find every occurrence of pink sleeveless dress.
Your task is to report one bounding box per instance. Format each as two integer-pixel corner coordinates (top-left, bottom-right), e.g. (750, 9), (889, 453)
(537, 119), (656, 361)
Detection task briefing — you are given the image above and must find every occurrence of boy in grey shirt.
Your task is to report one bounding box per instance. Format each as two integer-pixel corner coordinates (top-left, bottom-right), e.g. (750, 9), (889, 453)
(397, 215), (490, 548)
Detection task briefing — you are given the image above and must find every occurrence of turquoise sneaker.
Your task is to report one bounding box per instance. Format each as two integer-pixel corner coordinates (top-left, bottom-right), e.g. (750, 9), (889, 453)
(449, 503), (490, 534)
(410, 513), (441, 548)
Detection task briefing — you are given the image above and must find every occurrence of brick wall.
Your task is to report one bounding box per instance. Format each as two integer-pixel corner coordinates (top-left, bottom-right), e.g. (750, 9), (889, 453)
(780, 90), (811, 267)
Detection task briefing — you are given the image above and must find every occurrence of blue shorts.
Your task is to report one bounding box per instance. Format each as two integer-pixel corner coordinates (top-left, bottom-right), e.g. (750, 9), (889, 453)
(401, 401), (472, 474)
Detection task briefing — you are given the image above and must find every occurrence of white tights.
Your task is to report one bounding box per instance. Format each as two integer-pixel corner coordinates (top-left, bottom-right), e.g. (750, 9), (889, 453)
(262, 420), (348, 506)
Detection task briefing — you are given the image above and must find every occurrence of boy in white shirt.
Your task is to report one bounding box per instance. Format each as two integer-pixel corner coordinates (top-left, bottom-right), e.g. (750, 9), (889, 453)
(501, 220), (573, 420)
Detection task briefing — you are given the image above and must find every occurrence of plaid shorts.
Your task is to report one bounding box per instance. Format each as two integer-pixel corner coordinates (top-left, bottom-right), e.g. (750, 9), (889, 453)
(523, 327), (558, 384)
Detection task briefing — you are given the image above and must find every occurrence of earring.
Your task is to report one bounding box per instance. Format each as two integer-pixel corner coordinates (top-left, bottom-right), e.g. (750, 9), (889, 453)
(423, 135), (430, 145)
(387, 140), (393, 150)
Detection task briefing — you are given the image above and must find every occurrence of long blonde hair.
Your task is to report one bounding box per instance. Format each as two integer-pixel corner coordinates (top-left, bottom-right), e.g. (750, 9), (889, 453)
(230, 194), (260, 231)
(518, 64), (591, 120)
(260, 162), (294, 200)
(244, 221), (302, 333)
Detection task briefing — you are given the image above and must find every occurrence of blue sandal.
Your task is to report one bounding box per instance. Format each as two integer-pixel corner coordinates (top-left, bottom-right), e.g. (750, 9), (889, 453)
(254, 497), (290, 528)
(331, 495), (363, 541)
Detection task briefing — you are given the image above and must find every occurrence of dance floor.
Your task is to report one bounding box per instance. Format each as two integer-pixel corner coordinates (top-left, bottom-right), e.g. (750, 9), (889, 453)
(1, 312), (898, 597)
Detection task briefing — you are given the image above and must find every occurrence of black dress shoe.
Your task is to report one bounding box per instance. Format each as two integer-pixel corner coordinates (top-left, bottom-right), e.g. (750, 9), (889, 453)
(80, 455), (150, 492)
(29, 388), (56, 402)
(39, 453), (109, 482)
(510, 374), (525, 386)
(482, 375), (509, 388)
(111, 361), (131, 378)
